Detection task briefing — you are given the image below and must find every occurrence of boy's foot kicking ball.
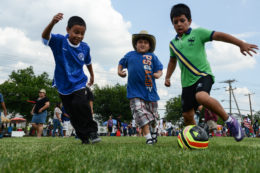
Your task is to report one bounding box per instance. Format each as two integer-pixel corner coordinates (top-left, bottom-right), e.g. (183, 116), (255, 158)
(226, 116), (245, 142)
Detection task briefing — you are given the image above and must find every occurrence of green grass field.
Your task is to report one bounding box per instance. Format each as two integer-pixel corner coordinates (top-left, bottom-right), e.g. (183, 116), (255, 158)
(0, 136), (259, 173)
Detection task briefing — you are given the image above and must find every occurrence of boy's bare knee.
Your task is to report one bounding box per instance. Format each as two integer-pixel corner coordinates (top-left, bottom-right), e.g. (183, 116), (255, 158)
(196, 91), (210, 105)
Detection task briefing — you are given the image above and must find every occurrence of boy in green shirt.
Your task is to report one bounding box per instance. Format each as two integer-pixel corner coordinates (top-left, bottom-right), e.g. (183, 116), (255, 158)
(165, 3), (258, 142)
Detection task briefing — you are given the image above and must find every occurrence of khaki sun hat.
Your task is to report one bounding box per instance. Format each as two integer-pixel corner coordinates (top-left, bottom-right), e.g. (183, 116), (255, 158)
(39, 89), (46, 94)
(132, 30), (156, 53)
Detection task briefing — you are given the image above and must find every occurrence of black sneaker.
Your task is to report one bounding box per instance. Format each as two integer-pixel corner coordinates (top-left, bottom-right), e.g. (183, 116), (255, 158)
(89, 132), (101, 144)
(81, 138), (90, 144)
(146, 138), (154, 145)
(151, 132), (157, 144)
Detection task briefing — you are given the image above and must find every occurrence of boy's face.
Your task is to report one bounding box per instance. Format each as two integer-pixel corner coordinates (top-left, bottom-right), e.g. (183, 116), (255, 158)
(136, 39), (150, 53)
(172, 14), (191, 37)
(66, 24), (86, 45)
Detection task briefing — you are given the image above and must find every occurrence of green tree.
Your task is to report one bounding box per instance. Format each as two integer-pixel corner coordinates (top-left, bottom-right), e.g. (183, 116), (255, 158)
(164, 95), (182, 124)
(93, 84), (131, 123)
(0, 66), (60, 121)
(254, 110), (260, 120)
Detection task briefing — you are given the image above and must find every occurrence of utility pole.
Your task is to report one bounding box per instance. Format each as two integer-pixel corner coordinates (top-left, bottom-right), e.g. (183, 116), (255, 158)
(231, 88), (242, 121)
(221, 79), (236, 115)
(245, 93), (255, 125)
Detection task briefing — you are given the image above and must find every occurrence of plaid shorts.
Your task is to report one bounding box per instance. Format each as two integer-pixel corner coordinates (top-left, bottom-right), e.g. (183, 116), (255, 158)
(130, 98), (159, 127)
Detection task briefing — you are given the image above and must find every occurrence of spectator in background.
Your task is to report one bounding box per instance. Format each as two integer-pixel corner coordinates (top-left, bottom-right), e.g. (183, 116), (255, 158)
(204, 108), (218, 137)
(61, 106), (71, 137)
(52, 102), (64, 137)
(243, 116), (251, 137)
(122, 121), (128, 136)
(128, 123), (133, 136)
(253, 119), (259, 137)
(116, 115), (122, 133)
(31, 89), (50, 138)
(107, 116), (113, 136)
(0, 92), (8, 138)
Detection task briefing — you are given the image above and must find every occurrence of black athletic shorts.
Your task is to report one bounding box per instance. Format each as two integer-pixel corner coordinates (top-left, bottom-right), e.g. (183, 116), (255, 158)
(181, 75), (213, 112)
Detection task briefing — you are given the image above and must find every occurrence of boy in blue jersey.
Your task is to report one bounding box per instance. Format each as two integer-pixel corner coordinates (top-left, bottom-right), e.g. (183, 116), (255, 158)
(118, 30), (163, 145)
(42, 13), (100, 144)
(165, 4), (258, 142)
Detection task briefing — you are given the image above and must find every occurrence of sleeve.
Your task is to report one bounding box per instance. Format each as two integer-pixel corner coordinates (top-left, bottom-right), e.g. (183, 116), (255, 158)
(84, 45), (92, 65)
(48, 34), (64, 50)
(169, 42), (177, 58)
(119, 53), (129, 69)
(197, 28), (215, 43)
(152, 54), (163, 72)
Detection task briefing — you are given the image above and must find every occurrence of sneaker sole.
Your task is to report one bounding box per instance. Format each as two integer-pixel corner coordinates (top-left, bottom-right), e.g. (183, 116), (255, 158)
(91, 138), (101, 144)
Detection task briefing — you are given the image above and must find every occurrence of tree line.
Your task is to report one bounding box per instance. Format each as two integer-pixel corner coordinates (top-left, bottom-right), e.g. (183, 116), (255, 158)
(1, 66), (259, 125)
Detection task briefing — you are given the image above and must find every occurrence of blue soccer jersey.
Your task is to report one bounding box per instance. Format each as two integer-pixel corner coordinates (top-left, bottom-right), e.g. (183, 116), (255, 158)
(119, 51), (163, 101)
(43, 34), (91, 95)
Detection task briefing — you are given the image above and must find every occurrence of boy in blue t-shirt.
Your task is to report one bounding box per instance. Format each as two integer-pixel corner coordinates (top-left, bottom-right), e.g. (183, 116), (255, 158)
(165, 4), (258, 142)
(118, 30), (163, 145)
(42, 13), (100, 144)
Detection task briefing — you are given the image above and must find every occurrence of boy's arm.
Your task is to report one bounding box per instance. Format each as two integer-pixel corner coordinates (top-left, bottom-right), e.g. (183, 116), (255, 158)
(118, 65), (127, 78)
(1, 102), (7, 116)
(153, 70), (163, 79)
(87, 64), (94, 86)
(164, 57), (177, 87)
(42, 13), (63, 40)
(212, 32), (258, 56)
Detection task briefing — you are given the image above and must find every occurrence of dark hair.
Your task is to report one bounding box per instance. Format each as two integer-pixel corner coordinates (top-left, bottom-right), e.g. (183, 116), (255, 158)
(170, 3), (191, 22)
(67, 16), (86, 29)
(55, 102), (61, 108)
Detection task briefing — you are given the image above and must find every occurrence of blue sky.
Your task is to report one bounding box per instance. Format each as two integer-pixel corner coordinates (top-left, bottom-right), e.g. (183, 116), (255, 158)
(0, 0), (259, 117)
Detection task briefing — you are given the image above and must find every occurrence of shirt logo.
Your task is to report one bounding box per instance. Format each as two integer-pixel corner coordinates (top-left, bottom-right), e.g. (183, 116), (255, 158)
(63, 48), (67, 51)
(188, 36), (195, 46)
(78, 53), (84, 61)
(142, 55), (153, 92)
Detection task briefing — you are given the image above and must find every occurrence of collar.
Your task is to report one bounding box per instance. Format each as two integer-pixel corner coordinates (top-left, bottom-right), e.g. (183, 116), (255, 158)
(175, 28), (192, 40)
(66, 34), (80, 48)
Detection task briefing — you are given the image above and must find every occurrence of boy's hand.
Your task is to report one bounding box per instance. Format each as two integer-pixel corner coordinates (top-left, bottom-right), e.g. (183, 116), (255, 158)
(52, 13), (63, 24)
(153, 71), (162, 79)
(118, 70), (127, 78)
(87, 76), (94, 86)
(165, 78), (171, 87)
(239, 42), (258, 56)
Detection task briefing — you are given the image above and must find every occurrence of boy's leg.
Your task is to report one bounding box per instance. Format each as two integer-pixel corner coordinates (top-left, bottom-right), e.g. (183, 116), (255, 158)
(196, 89), (244, 141)
(183, 109), (196, 125)
(60, 89), (100, 144)
(142, 124), (153, 145)
(196, 91), (228, 121)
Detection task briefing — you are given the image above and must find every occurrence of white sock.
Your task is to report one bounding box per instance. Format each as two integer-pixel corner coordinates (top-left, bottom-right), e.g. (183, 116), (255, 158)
(150, 127), (157, 134)
(225, 116), (232, 123)
(145, 133), (152, 140)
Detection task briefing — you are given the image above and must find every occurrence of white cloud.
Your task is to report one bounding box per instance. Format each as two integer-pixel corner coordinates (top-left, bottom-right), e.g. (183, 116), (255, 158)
(0, 0), (132, 83)
(207, 41), (256, 72)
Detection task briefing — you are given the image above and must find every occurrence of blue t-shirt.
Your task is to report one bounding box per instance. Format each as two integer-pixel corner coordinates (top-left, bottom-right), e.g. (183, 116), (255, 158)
(119, 51), (163, 101)
(43, 34), (91, 95)
(0, 93), (3, 103)
(61, 107), (70, 122)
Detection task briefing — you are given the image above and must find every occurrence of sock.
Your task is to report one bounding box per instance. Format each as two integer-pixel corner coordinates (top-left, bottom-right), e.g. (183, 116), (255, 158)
(225, 116), (232, 123)
(145, 133), (152, 140)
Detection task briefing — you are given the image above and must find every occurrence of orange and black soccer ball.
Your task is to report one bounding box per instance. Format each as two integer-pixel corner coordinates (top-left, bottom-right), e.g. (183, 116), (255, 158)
(177, 125), (209, 149)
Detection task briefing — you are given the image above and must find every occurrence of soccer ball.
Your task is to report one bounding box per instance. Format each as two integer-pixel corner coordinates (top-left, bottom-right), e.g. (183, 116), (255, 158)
(177, 125), (209, 149)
